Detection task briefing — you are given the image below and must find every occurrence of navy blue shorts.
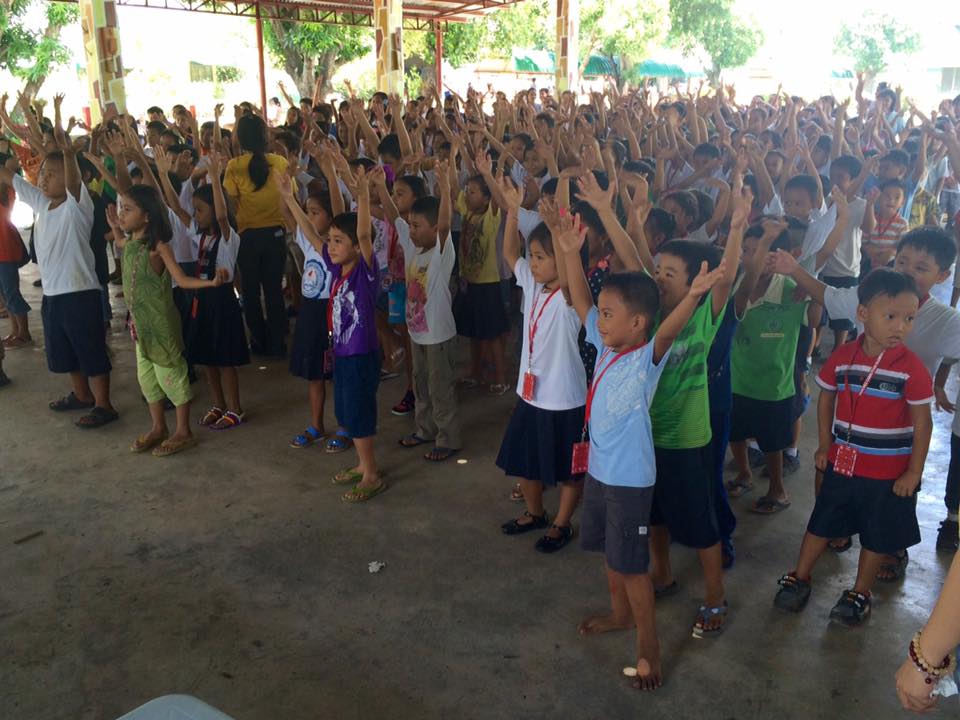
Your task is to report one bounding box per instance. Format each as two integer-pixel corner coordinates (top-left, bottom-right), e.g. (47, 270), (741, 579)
(651, 445), (720, 549)
(333, 351), (381, 438)
(41, 290), (111, 377)
(729, 394), (794, 452)
(807, 465), (921, 554)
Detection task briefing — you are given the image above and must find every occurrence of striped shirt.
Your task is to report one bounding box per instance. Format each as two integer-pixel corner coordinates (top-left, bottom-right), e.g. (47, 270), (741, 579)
(863, 213), (908, 249)
(816, 337), (933, 480)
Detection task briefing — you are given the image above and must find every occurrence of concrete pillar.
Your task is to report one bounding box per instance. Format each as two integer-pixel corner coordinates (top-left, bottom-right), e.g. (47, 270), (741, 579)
(374, 0), (404, 94)
(79, 0), (127, 122)
(554, 0), (579, 93)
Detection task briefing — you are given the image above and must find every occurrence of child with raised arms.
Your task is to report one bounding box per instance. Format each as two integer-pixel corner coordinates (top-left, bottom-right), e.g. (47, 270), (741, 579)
(555, 210), (726, 690)
(495, 179), (586, 554)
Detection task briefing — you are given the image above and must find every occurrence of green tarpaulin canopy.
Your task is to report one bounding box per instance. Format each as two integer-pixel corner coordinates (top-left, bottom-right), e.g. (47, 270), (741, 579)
(511, 49), (704, 79)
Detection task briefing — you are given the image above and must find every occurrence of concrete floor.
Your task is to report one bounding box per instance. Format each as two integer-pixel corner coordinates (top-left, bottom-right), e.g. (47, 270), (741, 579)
(1, 266), (956, 720)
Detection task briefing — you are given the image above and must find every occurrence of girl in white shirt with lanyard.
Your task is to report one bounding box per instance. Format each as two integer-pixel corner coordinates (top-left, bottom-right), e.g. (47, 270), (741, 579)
(495, 178), (587, 554)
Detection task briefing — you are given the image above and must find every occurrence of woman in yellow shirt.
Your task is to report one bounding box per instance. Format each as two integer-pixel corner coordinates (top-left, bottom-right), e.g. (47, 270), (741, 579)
(223, 114), (288, 357)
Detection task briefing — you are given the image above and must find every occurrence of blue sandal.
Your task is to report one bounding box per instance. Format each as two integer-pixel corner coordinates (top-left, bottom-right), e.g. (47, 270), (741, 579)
(324, 429), (353, 454)
(692, 601), (728, 639)
(290, 425), (324, 449)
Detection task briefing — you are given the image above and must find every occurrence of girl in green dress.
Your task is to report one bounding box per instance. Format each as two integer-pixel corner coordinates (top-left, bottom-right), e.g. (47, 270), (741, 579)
(107, 185), (227, 457)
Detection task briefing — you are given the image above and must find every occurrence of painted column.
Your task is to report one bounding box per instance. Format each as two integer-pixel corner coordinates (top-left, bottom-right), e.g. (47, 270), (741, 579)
(79, 0), (127, 122)
(554, 0), (579, 93)
(434, 21), (443, 91)
(374, 0), (404, 94)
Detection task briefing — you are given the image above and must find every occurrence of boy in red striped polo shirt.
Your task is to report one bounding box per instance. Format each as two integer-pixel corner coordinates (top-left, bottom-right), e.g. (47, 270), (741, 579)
(773, 268), (933, 626)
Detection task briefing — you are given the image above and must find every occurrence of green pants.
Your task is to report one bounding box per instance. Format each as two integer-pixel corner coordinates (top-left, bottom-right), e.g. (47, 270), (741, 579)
(136, 343), (192, 406)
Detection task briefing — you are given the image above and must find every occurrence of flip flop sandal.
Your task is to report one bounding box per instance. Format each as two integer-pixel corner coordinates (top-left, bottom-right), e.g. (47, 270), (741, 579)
(424, 447), (458, 462)
(342, 480), (387, 503)
(399, 433), (430, 448)
(458, 377), (481, 389)
(2, 336), (31, 349)
(725, 478), (755, 498)
(510, 483), (524, 502)
(130, 432), (168, 453)
(211, 410), (245, 430)
(489, 383), (510, 396)
(749, 497), (791, 515)
(333, 467), (364, 485)
(50, 392), (95, 412)
(76, 407), (120, 429)
(829, 536), (853, 553)
(199, 406), (224, 427)
(290, 426), (325, 449)
(152, 436), (199, 457)
(692, 601), (729, 639)
(654, 581), (680, 599)
(324, 430), (353, 454)
(877, 550), (909, 583)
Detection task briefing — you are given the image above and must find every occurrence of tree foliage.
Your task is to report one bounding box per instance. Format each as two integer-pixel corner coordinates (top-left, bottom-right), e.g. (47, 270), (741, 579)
(0, 0), (78, 98)
(667, 0), (762, 84)
(581, 0), (667, 82)
(262, 17), (370, 98)
(834, 12), (920, 78)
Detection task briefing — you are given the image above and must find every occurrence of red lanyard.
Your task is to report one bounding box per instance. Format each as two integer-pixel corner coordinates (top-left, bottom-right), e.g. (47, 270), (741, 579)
(583, 343), (646, 431)
(841, 342), (885, 442)
(195, 234), (210, 278)
(528, 287), (560, 364)
(327, 270), (352, 330)
(874, 213), (898, 238)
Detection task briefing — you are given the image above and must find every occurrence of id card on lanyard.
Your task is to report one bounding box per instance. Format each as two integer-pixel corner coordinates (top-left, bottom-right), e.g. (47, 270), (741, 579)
(522, 287), (560, 401)
(571, 343), (645, 475)
(190, 234), (212, 320)
(835, 345), (885, 477)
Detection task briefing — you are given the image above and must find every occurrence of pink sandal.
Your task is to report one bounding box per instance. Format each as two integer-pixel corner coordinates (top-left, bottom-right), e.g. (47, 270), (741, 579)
(211, 410), (245, 430)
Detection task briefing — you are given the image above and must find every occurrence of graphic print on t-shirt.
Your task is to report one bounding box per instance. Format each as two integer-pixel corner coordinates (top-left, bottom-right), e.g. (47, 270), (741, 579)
(333, 289), (360, 347)
(406, 265), (429, 334)
(460, 215), (485, 280)
(303, 258), (331, 299)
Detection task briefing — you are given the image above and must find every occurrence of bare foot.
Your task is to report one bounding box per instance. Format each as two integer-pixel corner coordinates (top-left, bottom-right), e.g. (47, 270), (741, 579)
(631, 657), (662, 691)
(578, 613), (634, 635)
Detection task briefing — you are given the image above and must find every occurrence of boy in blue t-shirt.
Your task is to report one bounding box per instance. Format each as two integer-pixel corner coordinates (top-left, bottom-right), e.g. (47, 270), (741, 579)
(556, 211), (727, 691)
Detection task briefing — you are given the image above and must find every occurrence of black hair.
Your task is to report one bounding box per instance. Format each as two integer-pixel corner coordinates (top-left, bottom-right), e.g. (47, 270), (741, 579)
(535, 112), (555, 129)
(76, 153), (99, 181)
(662, 190), (699, 225)
(512, 133), (535, 152)
(883, 149), (910, 168)
(693, 142), (721, 160)
(378, 133), (402, 161)
(146, 106), (164, 116)
(601, 272), (660, 324)
(305, 189), (334, 218)
(897, 226), (957, 272)
(269, 97), (280, 106)
(759, 129), (784, 149)
(331, 211), (360, 246)
(657, 239), (710, 284)
(646, 207), (676, 242)
(200, 121), (214, 134)
(540, 177), (575, 199)
(831, 154), (862, 179)
(528, 221), (555, 256)
(745, 215), (807, 253)
(878, 88), (897, 105)
(169, 143), (198, 164)
(396, 175), (428, 199)
(466, 174), (491, 199)
(766, 149), (786, 163)
(622, 159), (655, 182)
(236, 114), (270, 191)
(878, 178), (905, 194)
(571, 201), (606, 239)
(784, 174), (819, 205)
(690, 189), (713, 227)
(858, 267), (919, 304)
(123, 184), (173, 251)
(409, 196), (440, 226)
(274, 130), (300, 156)
(192, 184), (229, 235)
(591, 170), (610, 191)
(814, 135), (832, 155)
(145, 120), (167, 136)
(348, 157), (376, 171)
(608, 140), (628, 167)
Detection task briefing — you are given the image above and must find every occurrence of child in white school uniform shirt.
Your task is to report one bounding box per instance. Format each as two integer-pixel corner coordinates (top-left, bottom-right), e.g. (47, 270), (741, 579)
(393, 172), (462, 461)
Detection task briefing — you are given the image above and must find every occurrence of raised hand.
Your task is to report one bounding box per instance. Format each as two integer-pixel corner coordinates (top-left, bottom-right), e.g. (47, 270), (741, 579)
(273, 168), (294, 199)
(153, 146), (172, 173)
(730, 185), (754, 229)
(576, 172), (614, 212)
(498, 175), (523, 212)
(688, 259), (728, 299)
(554, 209), (587, 255)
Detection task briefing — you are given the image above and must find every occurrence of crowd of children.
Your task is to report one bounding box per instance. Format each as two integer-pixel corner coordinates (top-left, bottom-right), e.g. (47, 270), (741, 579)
(2, 74), (960, 693)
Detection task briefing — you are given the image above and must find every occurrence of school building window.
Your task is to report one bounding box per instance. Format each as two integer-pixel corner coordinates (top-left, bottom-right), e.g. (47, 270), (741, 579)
(941, 68), (960, 93)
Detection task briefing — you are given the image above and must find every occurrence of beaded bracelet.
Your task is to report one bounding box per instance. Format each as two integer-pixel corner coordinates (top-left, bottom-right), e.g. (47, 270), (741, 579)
(909, 631), (957, 685)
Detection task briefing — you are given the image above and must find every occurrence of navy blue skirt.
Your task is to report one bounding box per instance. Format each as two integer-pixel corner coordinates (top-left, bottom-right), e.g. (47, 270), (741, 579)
(495, 399), (586, 486)
(289, 297), (330, 381)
